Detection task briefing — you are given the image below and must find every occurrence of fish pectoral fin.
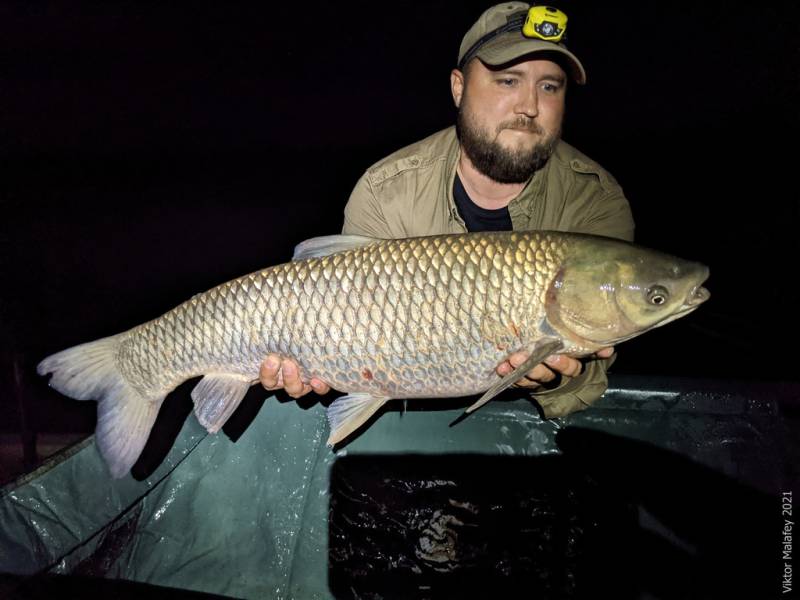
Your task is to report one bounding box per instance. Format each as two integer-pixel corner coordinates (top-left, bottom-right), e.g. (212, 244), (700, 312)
(465, 338), (565, 415)
(292, 234), (379, 260)
(326, 393), (390, 446)
(191, 373), (253, 434)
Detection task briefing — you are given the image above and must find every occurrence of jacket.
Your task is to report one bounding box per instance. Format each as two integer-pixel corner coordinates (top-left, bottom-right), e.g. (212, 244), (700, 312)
(342, 126), (635, 418)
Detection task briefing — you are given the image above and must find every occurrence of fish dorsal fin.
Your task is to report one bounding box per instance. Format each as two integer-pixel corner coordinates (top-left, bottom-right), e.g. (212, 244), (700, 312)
(292, 235), (379, 261)
(191, 373), (253, 434)
(326, 393), (390, 446)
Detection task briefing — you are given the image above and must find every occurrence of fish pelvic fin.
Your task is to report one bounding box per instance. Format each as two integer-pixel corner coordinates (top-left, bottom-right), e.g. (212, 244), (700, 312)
(37, 334), (162, 478)
(191, 373), (253, 434)
(326, 393), (389, 447)
(464, 338), (565, 415)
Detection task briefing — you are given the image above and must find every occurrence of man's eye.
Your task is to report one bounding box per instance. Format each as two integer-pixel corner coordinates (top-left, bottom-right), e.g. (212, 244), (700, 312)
(498, 78), (517, 87)
(541, 82), (560, 93)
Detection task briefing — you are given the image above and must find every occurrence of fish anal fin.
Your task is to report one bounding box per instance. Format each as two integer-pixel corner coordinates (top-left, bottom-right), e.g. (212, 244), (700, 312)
(191, 373), (253, 434)
(326, 393), (389, 446)
(465, 338), (565, 415)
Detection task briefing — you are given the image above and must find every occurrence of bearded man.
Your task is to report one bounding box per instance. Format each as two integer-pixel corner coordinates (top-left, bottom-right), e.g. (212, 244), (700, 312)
(260, 2), (634, 419)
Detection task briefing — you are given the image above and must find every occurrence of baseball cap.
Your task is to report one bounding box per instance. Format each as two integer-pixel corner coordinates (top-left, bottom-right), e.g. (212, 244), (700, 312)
(457, 2), (587, 84)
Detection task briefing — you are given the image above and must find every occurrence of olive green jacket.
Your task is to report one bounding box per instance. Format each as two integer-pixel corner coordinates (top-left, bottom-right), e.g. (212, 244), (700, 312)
(342, 126), (634, 418)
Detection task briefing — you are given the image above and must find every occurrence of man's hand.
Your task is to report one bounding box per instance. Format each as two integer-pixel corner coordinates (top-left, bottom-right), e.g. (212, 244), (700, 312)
(259, 354), (331, 399)
(498, 347), (615, 389)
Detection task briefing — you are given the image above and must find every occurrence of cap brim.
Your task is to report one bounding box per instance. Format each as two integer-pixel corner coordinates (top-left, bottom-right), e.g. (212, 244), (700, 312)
(475, 34), (587, 85)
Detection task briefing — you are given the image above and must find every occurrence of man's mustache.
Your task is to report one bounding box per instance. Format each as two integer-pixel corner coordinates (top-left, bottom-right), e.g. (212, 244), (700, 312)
(498, 118), (545, 134)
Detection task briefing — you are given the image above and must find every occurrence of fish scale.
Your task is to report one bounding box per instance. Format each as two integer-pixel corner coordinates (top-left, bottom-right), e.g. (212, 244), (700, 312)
(38, 230), (710, 477)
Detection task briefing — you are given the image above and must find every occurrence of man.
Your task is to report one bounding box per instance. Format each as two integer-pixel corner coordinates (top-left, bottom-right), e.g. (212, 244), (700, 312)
(260, 2), (634, 419)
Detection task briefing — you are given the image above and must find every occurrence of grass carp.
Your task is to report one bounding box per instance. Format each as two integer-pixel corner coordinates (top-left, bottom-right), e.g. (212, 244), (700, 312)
(38, 231), (709, 477)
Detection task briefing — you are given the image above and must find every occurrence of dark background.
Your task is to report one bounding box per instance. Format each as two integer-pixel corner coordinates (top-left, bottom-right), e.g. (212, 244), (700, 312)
(1, 1), (798, 435)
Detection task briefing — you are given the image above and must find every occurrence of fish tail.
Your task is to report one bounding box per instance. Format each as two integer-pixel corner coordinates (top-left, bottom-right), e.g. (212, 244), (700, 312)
(37, 333), (161, 478)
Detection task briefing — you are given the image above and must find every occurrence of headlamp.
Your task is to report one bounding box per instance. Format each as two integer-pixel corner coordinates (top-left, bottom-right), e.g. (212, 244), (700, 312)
(523, 5), (568, 42)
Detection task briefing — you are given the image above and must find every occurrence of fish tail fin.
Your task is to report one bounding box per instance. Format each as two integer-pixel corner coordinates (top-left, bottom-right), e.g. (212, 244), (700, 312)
(37, 334), (161, 478)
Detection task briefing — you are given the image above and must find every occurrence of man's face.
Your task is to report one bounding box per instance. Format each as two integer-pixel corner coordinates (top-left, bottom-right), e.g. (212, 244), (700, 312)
(452, 58), (567, 183)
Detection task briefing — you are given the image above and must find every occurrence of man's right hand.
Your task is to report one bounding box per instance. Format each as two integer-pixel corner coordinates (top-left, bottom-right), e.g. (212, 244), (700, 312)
(259, 354), (331, 399)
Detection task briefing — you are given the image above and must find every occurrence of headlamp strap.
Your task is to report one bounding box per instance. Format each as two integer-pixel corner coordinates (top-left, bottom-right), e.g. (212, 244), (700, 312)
(458, 12), (527, 71)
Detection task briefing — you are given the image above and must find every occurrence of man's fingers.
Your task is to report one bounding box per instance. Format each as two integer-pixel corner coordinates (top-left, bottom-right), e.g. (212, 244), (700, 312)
(259, 355), (303, 395)
(519, 364), (557, 386)
(506, 351), (528, 370)
(498, 351), (532, 376)
(497, 351), (584, 387)
(544, 354), (583, 377)
(260, 355), (282, 389)
(596, 346), (615, 359)
(281, 359), (309, 398)
(497, 354), (556, 387)
(260, 355), (331, 398)
(310, 378), (331, 394)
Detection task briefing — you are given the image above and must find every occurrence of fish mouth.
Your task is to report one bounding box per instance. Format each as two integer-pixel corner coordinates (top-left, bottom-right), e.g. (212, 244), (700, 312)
(681, 264), (711, 309)
(686, 284), (710, 307)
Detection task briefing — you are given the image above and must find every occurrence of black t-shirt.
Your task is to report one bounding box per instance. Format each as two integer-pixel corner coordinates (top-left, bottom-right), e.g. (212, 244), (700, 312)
(453, 173), (513, 232)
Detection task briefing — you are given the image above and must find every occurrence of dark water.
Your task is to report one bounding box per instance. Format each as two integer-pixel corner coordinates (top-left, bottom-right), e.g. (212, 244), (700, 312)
(329, 454), (635, 599)
(328, 432), (784, 600)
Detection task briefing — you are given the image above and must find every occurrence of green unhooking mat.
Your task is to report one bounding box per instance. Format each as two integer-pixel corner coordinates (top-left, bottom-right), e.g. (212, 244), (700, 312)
(1, 375), (798, 599)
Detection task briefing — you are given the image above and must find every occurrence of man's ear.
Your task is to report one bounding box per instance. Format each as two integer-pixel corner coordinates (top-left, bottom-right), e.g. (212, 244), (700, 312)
(450, 69), (464, 108)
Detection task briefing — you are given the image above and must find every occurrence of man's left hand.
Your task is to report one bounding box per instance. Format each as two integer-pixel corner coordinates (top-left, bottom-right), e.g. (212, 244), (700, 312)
(498, 347), (615, 389)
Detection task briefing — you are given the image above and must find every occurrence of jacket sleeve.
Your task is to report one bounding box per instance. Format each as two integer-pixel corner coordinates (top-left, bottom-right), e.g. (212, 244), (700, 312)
(341, 174), (393, 238)
(530, 355), (616, 418)
(579, 189), (635, 242)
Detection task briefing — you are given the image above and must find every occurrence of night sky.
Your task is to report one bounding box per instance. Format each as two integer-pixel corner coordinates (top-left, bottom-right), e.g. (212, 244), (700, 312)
(1, 2), (798, 434)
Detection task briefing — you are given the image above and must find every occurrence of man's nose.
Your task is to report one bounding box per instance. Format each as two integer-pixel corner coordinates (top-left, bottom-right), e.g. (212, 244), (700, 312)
(515, 86), (539, 118)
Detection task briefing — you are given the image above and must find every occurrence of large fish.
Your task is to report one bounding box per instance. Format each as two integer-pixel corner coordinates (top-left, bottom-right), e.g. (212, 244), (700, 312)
(38, 231), (709, 477)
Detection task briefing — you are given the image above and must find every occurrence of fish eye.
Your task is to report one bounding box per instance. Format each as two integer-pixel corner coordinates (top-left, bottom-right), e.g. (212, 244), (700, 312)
(647, 285), (669, 306)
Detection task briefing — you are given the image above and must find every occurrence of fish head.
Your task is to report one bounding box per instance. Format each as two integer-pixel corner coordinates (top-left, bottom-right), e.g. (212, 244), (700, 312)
(545, 238), (710, 350)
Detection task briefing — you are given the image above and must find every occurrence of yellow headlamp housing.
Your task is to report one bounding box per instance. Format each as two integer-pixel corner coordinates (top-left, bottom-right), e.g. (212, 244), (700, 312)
(523, 5), (568, 42)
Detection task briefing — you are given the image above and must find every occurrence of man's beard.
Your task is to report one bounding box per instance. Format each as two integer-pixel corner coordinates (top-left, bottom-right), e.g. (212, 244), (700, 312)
(456, 105), (560, 184)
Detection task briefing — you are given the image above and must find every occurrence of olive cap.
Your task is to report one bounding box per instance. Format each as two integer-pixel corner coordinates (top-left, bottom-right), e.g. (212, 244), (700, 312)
(458, 2), (587, 84)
